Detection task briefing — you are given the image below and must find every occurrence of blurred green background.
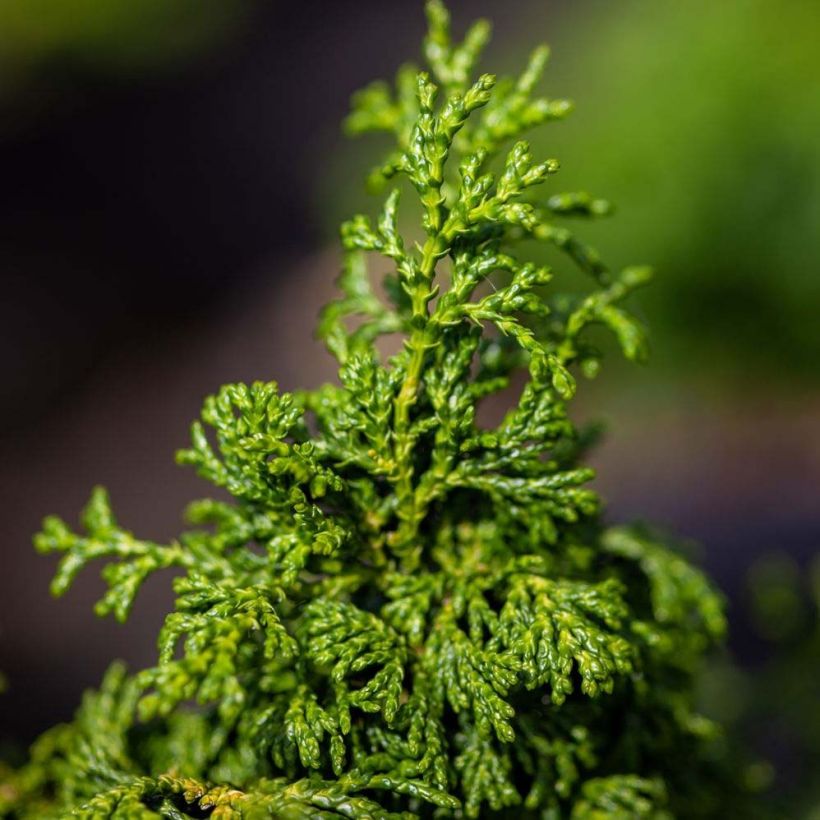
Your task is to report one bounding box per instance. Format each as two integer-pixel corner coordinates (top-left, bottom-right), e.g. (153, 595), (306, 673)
(538, 0), (820, 391)
(0, 0), (245, 93)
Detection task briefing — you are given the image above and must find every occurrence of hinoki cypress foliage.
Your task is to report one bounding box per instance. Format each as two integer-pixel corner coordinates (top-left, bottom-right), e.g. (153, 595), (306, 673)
(1, 3), (728, 817)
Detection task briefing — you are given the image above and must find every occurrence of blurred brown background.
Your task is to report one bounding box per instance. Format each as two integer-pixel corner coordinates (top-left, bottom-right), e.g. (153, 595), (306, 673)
(1, 0), (818, 758)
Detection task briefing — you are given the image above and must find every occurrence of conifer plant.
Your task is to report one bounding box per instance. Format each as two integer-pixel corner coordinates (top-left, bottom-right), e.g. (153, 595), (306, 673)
(2, 3), (727, 817)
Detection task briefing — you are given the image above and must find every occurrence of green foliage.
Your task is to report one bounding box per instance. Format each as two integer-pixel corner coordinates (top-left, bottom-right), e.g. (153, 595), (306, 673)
(2, 2), (728, 817)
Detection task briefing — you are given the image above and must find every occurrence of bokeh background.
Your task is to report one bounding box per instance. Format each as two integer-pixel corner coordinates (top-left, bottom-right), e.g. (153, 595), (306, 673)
(1, 0), (818, 811)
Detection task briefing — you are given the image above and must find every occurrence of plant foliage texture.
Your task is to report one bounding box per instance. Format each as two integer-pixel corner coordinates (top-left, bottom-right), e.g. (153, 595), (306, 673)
(1, 3), (728, 817)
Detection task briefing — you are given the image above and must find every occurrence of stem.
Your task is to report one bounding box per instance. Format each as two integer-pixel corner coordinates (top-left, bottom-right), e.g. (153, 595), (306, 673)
(389, 234), (444, 566)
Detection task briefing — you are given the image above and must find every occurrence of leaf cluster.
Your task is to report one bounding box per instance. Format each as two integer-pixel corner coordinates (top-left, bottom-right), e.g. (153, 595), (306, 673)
(2, 3), (728, 818)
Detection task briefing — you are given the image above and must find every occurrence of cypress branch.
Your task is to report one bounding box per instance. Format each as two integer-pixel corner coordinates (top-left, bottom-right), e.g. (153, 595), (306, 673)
(2, 2), (728, 817)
